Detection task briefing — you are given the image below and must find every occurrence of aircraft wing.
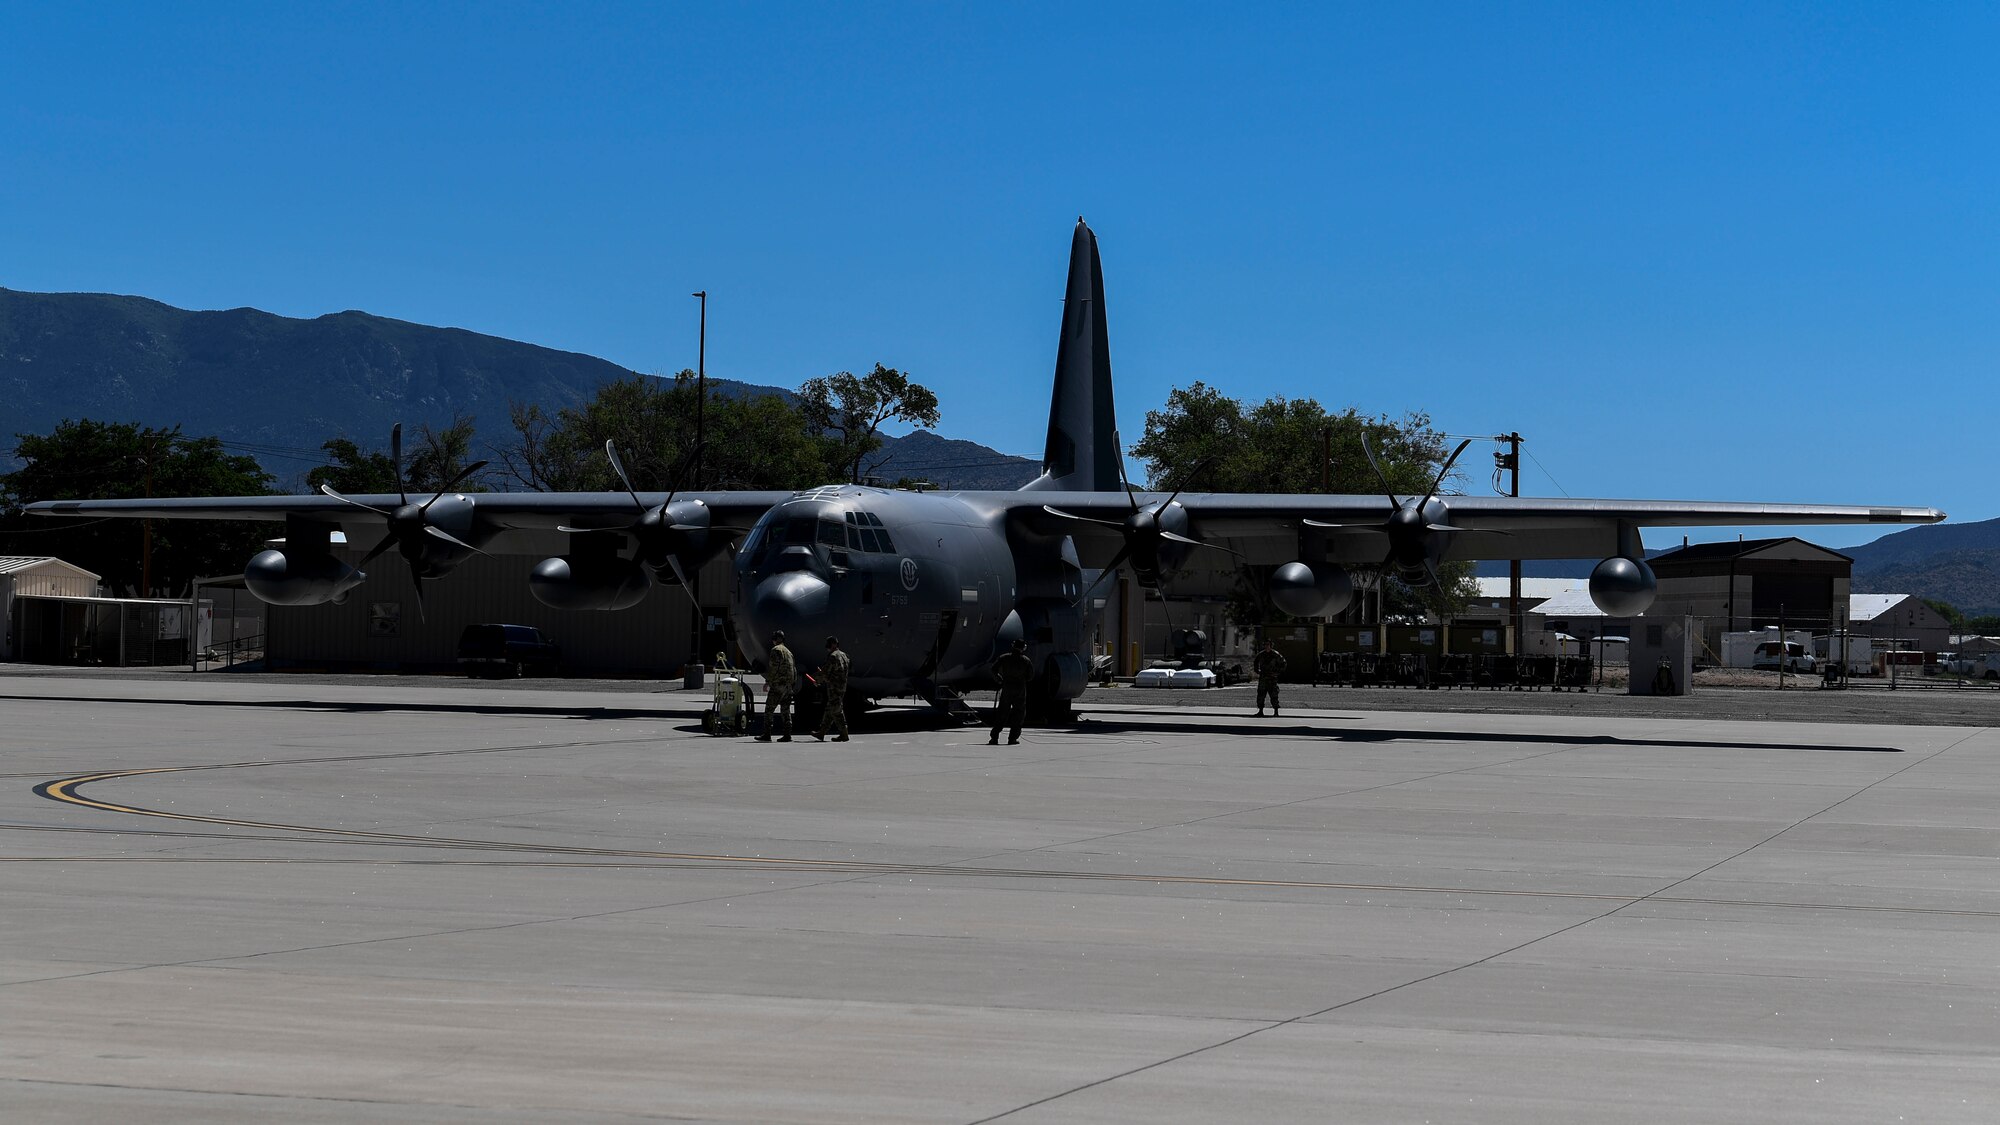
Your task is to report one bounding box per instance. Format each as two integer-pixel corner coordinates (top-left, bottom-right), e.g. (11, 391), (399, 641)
(1007, 490), (1946, 566)
(24, 491), (793, 527)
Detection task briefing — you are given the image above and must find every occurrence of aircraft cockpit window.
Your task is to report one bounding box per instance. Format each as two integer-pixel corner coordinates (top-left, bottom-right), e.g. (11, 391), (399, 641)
(834, 510), (894, 553)
(853, 511), (895, 553)
(817, 519), (846, 548)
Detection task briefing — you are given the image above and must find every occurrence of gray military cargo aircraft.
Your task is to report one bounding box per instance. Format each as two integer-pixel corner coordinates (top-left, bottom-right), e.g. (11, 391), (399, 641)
(27, 220), (1945, 720)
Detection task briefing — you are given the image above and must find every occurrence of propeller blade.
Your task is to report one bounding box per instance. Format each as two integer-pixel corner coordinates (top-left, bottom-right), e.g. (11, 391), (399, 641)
(1360, 433), (1399, 508)
(410, 570), (426, 623)
(1425, 524), (1464, 534)
(604, 440), (646, 515)
(1112, 431), (1139, 513)
(1160, 530), (1239, 555)
(1158, 456), (1215, 512)
(662, 439), (706, 514)
(1157, 530), (1240, 558)
(1042, 505), (1127, 528)
(423, 524), (488, 555)
(421, 460), (490, 512)
(1073, 543), (1134, 608)
(1302, 518), (1345, 528)
(356, 534), (400, 569)
(663, 553), (692, 592)
(1422, 559), (1446, 591)
(318, 483), (394, 516)
(391, 423), (406, 506)
(556, 524), (624, 534)
(1421, 438), (1473, 506)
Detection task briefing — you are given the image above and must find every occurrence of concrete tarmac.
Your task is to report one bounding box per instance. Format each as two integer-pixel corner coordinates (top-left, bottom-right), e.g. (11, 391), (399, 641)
(2, 671), (1997, 1122)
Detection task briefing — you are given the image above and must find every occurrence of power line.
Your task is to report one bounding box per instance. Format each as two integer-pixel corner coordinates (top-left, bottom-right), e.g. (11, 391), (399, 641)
(1525, 448), (1570, 498)
(0, 517), (117, 532)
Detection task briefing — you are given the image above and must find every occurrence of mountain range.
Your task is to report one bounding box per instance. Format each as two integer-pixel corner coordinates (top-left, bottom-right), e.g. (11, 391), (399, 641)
(0, 288), (1039, 489)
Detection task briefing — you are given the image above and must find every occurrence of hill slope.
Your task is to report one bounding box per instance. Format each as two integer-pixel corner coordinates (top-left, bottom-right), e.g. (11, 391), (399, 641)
(0, 288), (1035, 489)
(1840, 517), (2000, 570)
(1853, 549), (2000, 616)
(864, 430), (1039, 490)
(1, 288), (674, 456)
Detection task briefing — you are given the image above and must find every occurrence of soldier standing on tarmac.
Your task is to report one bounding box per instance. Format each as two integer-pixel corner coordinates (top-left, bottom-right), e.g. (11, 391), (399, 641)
(753, 630), (795, 742)
(814, 635), (851, 742)
(988, 638), (1034, 745)
(1253, 639), (1287, 717)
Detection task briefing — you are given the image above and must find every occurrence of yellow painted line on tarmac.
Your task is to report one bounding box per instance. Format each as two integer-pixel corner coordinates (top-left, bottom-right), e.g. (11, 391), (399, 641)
(35, 763), (1648, 898)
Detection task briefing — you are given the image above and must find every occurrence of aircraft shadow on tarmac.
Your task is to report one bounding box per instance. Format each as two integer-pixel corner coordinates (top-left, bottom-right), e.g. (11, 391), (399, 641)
(36, 692), (979, 735)
(1068, 713), (1904, 753)
(26, 695), (1902, 753)
(41, 694), (701, 724)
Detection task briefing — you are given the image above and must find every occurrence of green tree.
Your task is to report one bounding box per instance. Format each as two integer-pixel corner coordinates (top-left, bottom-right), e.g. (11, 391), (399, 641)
(1131, 380), (1454, 497)
(0, 419), (275, 595)
(1132, 381), (1478, 623)
(797, 364), (941, 484)
(306, 416), (485, 497)
(498, 374), (832, 493)
(306, 438), (399, 494)
(405, 414), (485, 494)
(708, 393), (836, 489)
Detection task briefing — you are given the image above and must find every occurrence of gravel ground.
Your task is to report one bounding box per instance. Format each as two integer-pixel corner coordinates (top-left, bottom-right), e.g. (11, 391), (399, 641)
(6, 661), (1997, 727)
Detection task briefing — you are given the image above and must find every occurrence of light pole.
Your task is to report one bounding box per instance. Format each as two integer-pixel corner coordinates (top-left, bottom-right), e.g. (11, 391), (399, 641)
(691, 290), (707, 490)
(1494, 433), (1522, 653)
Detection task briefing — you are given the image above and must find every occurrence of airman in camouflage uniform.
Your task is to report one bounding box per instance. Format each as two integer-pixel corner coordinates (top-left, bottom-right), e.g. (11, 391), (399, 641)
(815, 635), (851, 742)
(988, 638), (1035, 745)
(1253, 639), (1286, 717)
(753, 630), (795, 742)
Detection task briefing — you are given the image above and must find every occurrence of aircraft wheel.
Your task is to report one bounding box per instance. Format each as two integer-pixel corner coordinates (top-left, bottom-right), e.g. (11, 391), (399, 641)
(1026, 696), (1074, 725)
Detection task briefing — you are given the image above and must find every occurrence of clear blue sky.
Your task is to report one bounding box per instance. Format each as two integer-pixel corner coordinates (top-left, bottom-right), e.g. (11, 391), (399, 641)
(4, 3), (1992, 545)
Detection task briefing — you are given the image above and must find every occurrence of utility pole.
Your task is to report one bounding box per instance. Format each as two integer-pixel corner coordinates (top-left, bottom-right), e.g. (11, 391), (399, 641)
(691, 290), (707, 490)
(685, 290), (711, 674)
(1777, 603), (1787, 691)
(141, 434), (157, 597)
(1497, 432), (1522, 653)
(1319, 426), (1331, 492)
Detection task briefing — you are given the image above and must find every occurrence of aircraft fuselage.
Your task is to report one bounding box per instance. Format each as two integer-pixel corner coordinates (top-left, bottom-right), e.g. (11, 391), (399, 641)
(732, 485), (1091, 704)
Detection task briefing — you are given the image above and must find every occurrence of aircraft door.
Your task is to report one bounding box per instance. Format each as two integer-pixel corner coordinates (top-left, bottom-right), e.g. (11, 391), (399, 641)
(920, 610), (959, 681)
(701, 607), (733, 668)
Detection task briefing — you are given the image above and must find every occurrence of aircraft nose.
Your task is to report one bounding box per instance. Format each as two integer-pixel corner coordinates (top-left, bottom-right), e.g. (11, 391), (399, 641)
(749, 571), (831, 641)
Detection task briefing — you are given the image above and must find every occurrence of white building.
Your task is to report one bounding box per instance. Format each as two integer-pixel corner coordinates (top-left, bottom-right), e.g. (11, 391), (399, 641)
(1848, 593), (1953, 655)
(1, 557), (103, 661)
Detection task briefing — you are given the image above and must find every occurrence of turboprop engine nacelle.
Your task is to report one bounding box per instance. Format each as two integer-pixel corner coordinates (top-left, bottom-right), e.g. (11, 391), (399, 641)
(1268, 561), (1355, 619)
(1589, 556), (1657, 617)
(529, 556), (651, 611)
(243, 549), (366, 607)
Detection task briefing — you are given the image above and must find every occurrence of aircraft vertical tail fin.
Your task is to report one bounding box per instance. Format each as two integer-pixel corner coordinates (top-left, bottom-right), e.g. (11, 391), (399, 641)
(1023, 219), (1121, 493)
